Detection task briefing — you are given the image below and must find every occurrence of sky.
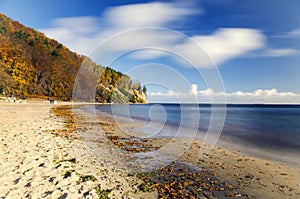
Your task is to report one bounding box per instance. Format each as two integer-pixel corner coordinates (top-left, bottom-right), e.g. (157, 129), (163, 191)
(1, 0), (300, 103)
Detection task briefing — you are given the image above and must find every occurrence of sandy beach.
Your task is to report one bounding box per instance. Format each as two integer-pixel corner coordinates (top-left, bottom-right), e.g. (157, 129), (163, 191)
(0, 100), (156, 198)
(1, 100), (300, 198)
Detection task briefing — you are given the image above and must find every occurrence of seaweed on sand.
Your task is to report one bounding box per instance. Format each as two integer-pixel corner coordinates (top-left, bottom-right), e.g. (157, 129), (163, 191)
(136, 161), (245, 199)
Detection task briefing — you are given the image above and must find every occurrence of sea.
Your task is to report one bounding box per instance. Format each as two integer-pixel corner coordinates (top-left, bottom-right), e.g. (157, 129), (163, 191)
(75, 103), (300, 167)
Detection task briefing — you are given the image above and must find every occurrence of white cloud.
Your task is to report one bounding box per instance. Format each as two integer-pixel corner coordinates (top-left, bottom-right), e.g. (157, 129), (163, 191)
(190, 84), (198, 95)
(40, 1), (299, 67)
(148, 88), (300, 104)
(273, 28), (300, 38)
(258, 48), (300, 57)
(53, 17), (99, 34)
(259, 28), (300, 57)
(173, 28), (265, 67)
(196, 28), (265, 62)
(40, 2), (265, 67)
(104, 2), (199, 28)
(289, 28), (300, 37)
(129, 49), (169, 59)
(40, 16), (102, 54)
(40, 1), (199, 56)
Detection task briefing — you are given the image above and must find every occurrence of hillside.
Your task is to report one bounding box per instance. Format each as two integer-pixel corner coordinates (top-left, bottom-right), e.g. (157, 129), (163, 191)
(0, 13), (147, 103)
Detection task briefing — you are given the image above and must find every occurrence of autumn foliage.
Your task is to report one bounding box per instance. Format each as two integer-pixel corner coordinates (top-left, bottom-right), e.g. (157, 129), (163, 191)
(0, 13), (146, 103)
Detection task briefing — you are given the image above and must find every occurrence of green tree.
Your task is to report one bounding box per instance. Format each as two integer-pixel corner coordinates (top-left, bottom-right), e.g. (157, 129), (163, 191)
(142, 85), (147, 94)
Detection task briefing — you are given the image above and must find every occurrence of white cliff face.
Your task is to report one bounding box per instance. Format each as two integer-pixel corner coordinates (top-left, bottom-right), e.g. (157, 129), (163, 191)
(111, 88), (147, 103)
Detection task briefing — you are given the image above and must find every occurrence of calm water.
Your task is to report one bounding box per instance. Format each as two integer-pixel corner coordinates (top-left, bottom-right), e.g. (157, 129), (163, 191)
(80, 104), (300, 166)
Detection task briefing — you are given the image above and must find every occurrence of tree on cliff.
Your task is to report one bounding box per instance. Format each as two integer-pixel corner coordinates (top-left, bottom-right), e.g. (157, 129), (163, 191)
(0, 13), (147, 103)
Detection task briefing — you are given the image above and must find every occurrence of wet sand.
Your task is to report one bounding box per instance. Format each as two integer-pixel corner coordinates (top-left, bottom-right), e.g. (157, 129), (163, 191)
(72, 104), (300, 199)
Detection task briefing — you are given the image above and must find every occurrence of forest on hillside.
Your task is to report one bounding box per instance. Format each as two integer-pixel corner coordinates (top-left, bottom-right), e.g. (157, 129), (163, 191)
(0, 13), (147, 103)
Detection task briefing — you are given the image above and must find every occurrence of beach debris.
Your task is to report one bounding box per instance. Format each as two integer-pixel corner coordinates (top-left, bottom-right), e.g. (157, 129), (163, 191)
(53, 157), (77, 166)
(38, 162), (45, 167)
(46, 106), (79, 140)
(279, 172), (288, 176)
(107, 135), (160, 153)
(43, 191), (54, 197)
(62, 169), (75, 179)
(233, 165), (242, 169)
(57, 193), (68, 199)
(13, 178), (21, 185)
(272, 183), (293, 193)
(94, 185), (112, 199)
(77, 173), (97, 183)
(244, 173), (254, 180)
(135, 161), (242, 198)
(40, 174), (50, 179)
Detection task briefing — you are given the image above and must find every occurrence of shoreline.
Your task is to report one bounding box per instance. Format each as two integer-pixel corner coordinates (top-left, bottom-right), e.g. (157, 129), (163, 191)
(74, 102), (300, 169)
(90, 104), (300, 168)
(214, 136), (300, 170)
(70, 103), (300, 198)
(1, 100), (300, 198)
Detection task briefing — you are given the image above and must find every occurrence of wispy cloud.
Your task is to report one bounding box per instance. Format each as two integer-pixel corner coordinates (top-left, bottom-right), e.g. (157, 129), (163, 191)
(41, 1), (199, 56)
(149, 85), (300, 104)
(104, 2), (200, 28)
(247, 47), (300, 58)
(40, 1), (298, 67)
(288, 28), (300, 37)
(250, 28), (300, 57)
(176, 28), (265, 66)
(261, 48), (300, 57)
(273, 27), (300, 38)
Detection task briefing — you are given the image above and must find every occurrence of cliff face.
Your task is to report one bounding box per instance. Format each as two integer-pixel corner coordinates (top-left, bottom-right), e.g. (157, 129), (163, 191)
(0, 13), (147, 103)
(109, 88), (147, 104)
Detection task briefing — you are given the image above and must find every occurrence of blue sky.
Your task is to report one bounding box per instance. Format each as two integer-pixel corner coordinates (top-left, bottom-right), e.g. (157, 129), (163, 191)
(1, 0), (300, 103)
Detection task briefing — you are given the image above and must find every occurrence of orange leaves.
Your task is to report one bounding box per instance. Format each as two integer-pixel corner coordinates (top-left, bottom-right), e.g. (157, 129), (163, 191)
(0, 13), (147, 102)
(135, 162), (241, 198)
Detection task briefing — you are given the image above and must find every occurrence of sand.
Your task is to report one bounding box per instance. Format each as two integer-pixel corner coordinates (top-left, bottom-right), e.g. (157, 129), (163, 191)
(180, 141), (300, 198)
(0, 100), (300, 198)
(0, 100), (156, 198)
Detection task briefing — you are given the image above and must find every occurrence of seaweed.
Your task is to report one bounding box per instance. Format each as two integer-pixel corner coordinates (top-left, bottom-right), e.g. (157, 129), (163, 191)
(77, 173), (97, 183)
(63, 169), (75, 179)
(94, 185), (112, 199)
